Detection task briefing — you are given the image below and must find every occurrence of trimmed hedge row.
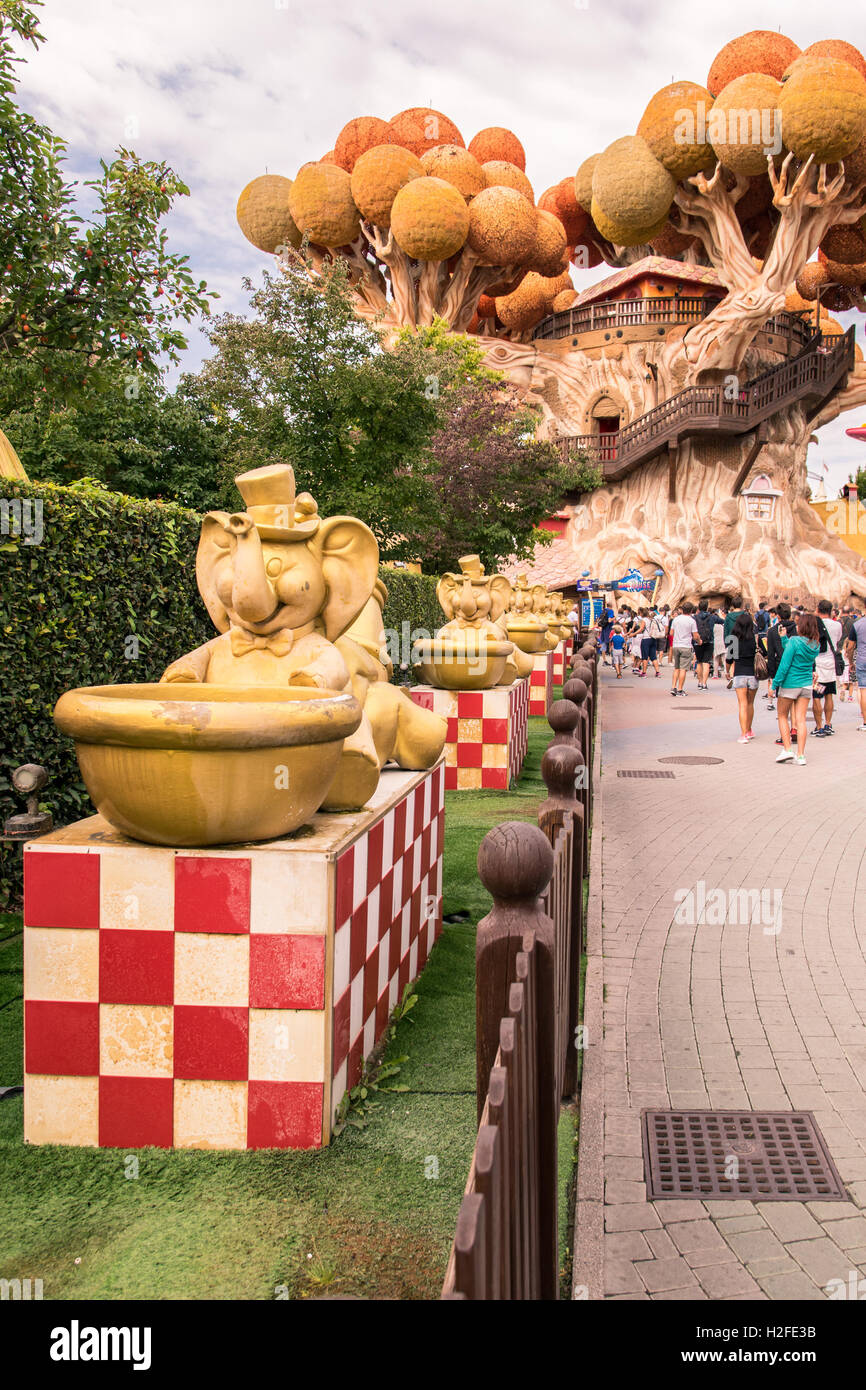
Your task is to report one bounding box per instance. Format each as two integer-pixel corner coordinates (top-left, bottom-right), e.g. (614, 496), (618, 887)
(0, 479), (441, 906)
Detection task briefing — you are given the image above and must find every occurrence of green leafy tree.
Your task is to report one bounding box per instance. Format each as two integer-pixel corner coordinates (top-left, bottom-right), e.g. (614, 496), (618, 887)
(0, 0), (212, 397)
(0, 360), (230, 510)
(188, 253), (440, 551)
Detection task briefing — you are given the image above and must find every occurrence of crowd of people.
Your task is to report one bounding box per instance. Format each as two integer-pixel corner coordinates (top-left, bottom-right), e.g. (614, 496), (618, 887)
(595, 597), (866, 765)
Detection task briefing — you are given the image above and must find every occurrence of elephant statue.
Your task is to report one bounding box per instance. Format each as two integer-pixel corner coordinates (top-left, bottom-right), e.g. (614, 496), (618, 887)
(161, 463), (446, 809)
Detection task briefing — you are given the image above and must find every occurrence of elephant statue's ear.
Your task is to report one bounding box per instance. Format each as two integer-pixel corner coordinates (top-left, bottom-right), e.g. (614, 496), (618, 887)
(487, 575), (513, 623)
(195, 512), (233, 633)
(436, 573), (460, 620)
(310, 516), (379, 642)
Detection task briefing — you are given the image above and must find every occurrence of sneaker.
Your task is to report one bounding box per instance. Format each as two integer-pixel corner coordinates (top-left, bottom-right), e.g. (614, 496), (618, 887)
(670, 688), (677, 697)
(796, 755), (807, 765)
(775, 737), (784, 745)
(810, 727), (826, 737)
(776, 749), (795, 762)
(745, 731), (755, 740)
(858, 724), (866, 731)
(737, 735), (750, 743)
(767, 702), (775, 711)
(825, 724), (834, 735)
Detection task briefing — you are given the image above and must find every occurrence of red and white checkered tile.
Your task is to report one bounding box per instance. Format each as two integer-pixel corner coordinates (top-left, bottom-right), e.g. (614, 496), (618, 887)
(529, 649), (555, 716)
(22, 766), (443, 1151)
(410, 681), (529, 790)
(551, 640), (571, 687)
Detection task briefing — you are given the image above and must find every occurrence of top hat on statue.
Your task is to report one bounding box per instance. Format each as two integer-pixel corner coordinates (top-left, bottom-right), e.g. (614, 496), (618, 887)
(234, 464), (320, 541)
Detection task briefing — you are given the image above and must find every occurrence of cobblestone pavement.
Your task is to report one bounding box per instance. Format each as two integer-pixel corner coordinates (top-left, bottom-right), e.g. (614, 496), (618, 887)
(592, 662), (866, 1301)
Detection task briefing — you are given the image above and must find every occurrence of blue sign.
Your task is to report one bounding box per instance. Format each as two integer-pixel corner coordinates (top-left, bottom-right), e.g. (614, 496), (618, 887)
(616, 566), (656, 593)
(581, 597), (592, 627)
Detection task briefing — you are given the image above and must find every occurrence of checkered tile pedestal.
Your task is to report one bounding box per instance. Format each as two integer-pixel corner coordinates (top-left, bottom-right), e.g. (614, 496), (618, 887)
(22, 764), (444, 1151)
(410, 680), (528, 790)
(528, 649), (555, 716)
(551, 640), (571, 687)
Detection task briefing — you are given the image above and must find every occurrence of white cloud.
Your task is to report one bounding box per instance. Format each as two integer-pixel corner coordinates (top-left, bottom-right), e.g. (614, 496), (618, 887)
(11, 0), (866, 491)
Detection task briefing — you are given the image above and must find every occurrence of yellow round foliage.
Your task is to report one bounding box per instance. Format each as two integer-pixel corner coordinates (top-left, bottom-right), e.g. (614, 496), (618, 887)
(237, 175), (301, 254)
(709, 74), (782, 175)
(779, 59), (866, 161)
(707, 30), (800, 97)
(495, 272), (551, 330)
(468, 127), (526, 170)
(528, 209), (569, 275)
(552, 287), (577, 311)
(468, 185), (537, 264)
(333, 116), (393, 172)
(795, 261), (830, 300)
(574, 155), (598, 212)
(288, 163), (360, 247)
(320, 150), (336, 163)
(637, 81), (716, 179)
(784, 286), (813, 313)
(350, 144), (424, 228)
(800, 40), (866, 81)
(820, 314), (845, 336)
(591, 136), (676, 237)
(390, 176), (470, 260)
(481, 161), (534, 203)
(389, 108), (464, 157)
(590, 199), (669, 247)
(420, 144), (485, 200)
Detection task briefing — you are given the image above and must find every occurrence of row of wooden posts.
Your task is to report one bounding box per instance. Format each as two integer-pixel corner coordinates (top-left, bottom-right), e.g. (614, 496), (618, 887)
(441, 635), (600, 1300)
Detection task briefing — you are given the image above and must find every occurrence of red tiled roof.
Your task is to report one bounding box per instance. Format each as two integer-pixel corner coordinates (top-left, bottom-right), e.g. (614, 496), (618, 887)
(574, 256), (724, 310)
(500, 537), (584, 590)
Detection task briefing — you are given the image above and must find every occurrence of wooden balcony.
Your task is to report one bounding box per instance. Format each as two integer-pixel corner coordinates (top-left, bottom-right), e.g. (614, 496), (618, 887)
(534, 297), (816, 354)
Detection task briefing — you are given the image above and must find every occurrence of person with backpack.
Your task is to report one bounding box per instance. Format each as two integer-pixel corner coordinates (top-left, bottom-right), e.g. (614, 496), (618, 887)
(843, 609), (866, 730)
(767, 603), (796, 743)
(642, 607), (667, 678)
(669, 602), (699, 696)
(811, 598), (843, 738)
(774, 612), (820, 763)
(693, 599), (715, 689)
(754, 600), (770, 635)
(723, 593), (745, 688)
(731, 609), (758, 742)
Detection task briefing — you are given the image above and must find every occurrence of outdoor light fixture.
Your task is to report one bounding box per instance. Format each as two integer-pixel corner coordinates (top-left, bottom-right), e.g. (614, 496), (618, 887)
(3, 763), (53, 840)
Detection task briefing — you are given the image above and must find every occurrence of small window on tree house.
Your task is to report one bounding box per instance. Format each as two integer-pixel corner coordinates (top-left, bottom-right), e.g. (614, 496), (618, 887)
(742, 473), (782, 523)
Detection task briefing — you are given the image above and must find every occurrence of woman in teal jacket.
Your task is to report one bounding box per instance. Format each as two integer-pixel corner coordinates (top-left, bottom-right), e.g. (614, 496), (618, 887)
(773, 613), (820, 763)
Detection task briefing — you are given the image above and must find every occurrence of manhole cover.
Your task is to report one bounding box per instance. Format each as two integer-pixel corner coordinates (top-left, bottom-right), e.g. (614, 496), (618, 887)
(617, 770), (676, 779)
(658, 756), (725, 766)
(642, 1110), (848, 1201)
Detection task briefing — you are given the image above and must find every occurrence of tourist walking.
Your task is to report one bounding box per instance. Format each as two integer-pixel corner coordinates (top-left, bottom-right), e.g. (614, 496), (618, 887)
(693, 599), (715, 689)
(811, 599), (843, 738)
(844, 610), (866, 730)
(712, 610), (727, 679)
(730, 609), (758, 742)
(670, 603), (699, 696)
(610, 624), (625, 678)
(767, 603), (796, 745)
(773, 613), (820, 764)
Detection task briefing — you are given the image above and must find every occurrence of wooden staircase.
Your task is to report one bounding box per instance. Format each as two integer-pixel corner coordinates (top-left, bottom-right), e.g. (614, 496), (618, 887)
(557, 328), (856, 483)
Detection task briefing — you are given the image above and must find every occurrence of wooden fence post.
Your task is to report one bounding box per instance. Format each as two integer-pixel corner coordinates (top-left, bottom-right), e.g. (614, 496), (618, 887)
(538, 742), (586, 1099)
(475, 822), (553, 1118)
(562, 678), (591, 861)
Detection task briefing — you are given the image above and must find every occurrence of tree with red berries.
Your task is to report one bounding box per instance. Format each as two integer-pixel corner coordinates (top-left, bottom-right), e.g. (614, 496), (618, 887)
(0, 1), (211, 398)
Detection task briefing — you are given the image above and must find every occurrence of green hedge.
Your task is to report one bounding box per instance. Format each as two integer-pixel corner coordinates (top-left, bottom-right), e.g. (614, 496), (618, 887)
(0, 481), (442, 906)
(380, 567), (441, 683)
(0, 478), (211, 907)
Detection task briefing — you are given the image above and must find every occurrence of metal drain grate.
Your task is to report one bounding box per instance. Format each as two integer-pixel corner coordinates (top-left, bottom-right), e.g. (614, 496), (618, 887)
(674, 705), (713, 710)
(658, 756), (725, 766)
(642, 1110), (847, 1202)
(617, 770), (676, 779)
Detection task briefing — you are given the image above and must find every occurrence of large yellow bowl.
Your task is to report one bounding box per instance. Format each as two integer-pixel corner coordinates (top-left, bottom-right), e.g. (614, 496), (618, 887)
(53, 683), (362, 847)
(414, 637), (513, 690)
(506, 620), (549, 655)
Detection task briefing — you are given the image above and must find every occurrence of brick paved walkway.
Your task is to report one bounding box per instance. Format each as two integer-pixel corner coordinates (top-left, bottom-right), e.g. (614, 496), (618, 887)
(576, 662), (866, 1301)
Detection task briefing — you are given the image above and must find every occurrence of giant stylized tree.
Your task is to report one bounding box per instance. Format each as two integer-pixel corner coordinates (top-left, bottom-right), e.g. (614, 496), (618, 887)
(236, 32), (866, 604)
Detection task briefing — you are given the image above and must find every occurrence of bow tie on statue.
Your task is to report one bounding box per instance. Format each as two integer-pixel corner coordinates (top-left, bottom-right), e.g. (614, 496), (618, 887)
(229, 625), (293, 658)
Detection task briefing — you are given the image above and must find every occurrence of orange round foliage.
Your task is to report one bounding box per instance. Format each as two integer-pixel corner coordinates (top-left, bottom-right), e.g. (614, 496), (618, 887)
(420, 144), (485, 200)
(333, 116), (393, 172)
(649, 221), (701, 258)
(528, 209), (569, 275)
(477, 293), (497, 319)
(707, 30), (800, 97)
(236, 174), (301, 254)
(552, 287), (577, 312)
(482, 161), (534, 203)
(820, 222), (866, 266)
(320, 151), (336, 163)
(350, 144), (424, 228)
(390, 176), (470, 260)
(795, 261), (831, 300)
(468, 127), (526, 171)
(818, 248), (866, 286)
(468, 185), (537, 264)
(388, 108), (464, 157)
(495, 273), (551, 331)
(289, 163), (360, 247)
(800, 40), (866, 81)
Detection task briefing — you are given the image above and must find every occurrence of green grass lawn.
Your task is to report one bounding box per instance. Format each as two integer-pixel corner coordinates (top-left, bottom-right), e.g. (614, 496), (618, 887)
(0, 714), (568, 1301)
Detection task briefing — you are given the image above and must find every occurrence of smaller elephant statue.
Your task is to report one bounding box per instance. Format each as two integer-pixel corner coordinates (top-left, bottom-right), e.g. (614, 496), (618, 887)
(161, 464), (446, 809)
(436, 555), (531, 682)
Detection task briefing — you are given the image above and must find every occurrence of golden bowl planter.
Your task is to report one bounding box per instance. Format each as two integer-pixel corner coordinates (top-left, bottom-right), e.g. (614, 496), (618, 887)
(53, 684), (362, 847)
(506, 621), (550, 655)
(414, 637), (513, 691)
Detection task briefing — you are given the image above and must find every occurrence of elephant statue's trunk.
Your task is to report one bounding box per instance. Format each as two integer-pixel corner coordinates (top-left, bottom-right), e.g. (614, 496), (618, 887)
(225, 515), (277, 625)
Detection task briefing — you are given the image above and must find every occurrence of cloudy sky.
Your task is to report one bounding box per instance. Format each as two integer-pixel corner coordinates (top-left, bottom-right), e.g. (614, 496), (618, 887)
(14, 0), (866, 491)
